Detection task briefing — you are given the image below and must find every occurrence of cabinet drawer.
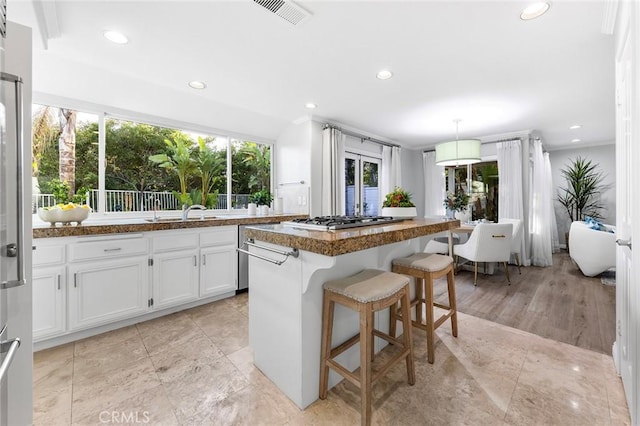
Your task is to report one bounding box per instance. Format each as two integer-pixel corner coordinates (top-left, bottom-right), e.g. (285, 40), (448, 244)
(153, 232), (199, 252)
(68, 236), (148, 262)
(200, 227), (237, 247)
(33, 244), (66, 266)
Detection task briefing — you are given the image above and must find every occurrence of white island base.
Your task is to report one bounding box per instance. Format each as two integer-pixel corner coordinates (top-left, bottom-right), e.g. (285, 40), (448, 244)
(248, 237), (424, 409)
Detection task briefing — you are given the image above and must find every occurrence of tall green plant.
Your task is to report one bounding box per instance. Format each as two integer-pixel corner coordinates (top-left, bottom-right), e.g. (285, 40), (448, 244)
(149, 133), (196, 206)
(194, 137), (225, 207)
(557, 156), (606, 223)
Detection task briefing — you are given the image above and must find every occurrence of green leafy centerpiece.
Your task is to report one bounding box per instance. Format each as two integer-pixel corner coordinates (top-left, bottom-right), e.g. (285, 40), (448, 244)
(381, 187), (417, 218)
(443, 190), (470, 219)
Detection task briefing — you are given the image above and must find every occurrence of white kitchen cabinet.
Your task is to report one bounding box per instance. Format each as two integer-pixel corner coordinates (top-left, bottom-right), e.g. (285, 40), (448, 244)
(32, 239), (68, 341)
(199, 227), (237, 297)
(151, 231), (200, 309)
(200, 245), (237, 297)
(32, 266), (66, 340)
(67, 234), (150, 331)
(68, 256), (150, 330)
(152, 249), (200, 309)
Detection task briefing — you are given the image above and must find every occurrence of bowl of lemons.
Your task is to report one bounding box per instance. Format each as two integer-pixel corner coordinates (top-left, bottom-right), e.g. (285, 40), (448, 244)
(38, 203), (92, 226)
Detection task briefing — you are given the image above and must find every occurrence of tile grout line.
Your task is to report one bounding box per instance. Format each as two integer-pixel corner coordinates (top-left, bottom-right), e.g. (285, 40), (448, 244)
(500, 339), (531, 423)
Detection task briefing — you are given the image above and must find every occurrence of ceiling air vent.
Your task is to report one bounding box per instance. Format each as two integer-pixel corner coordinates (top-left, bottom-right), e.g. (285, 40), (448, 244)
(253, 0), (312, 26)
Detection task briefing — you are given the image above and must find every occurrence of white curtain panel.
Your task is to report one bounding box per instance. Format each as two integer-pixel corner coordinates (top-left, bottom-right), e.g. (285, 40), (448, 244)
(529, 140), (554, 266)
(422, 151), (445, 217)
(381, 145), (402, 197)
(545, 152), (561, 253)
(321, 127), (345, 216)
(496, 139), (526, 264)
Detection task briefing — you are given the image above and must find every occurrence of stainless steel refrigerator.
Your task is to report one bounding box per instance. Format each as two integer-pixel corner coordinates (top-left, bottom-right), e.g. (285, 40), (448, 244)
(0, 14), (33, 426)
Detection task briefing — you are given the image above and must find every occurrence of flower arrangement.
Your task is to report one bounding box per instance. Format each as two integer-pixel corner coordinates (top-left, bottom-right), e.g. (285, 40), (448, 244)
(443, 191), (470, 212)
(382, 187), (415, 208)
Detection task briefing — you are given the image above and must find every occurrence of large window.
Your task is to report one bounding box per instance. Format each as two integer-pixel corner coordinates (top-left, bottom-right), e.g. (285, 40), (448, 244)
(445, 161), (498, 222)
(31, 103), (271, 214)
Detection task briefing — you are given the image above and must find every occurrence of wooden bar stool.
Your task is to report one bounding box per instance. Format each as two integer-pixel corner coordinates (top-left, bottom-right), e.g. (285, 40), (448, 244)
(391, 253), (457, 364)
(319, 269), (415, 426)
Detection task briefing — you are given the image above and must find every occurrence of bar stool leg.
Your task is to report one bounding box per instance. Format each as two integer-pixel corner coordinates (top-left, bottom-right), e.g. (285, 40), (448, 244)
(389, 299), (398, 338)
(424, 274), (435, 364)
(447, 267), (458, 338)
(400, 289), (415, 385)
(414, 278), (424, 326)
(319, 291), (334, 400)
(360, 304), (374, 426)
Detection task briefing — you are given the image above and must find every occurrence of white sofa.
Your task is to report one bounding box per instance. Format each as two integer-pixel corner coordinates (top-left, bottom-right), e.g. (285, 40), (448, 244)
(568, 220), (616, 277)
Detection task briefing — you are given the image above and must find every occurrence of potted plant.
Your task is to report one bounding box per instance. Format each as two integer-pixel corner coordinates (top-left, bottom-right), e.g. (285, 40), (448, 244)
(443, 190), (470, 220)
(251, 189), (273, 215)
(381, 187), (417, 218)
(557, 156), (606, 223)
(557, 156), (607, 250)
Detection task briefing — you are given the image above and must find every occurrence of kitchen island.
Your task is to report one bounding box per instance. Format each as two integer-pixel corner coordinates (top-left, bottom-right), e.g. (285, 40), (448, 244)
(244, 218), (459, 409)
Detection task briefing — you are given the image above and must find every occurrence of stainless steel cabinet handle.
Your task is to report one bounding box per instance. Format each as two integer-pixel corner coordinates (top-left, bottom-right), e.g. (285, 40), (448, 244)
(193, 256), (197, 267)
(202, 255), (206, 266)
(103, 247), (122, 252)
(57, 274), (61, 290)
(1, 73), (26, 290)
(74, 273), (78, 288)
(616, 239), (632, 250)
(0, 337), (21, 383)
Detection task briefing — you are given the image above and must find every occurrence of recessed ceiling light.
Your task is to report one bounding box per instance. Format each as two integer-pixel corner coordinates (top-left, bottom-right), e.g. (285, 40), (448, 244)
(304, 102), (317, 109)
(103, 30), (129, 44)
(569, 124), (582, 130)
(188, 81), (207, 90)
(376, 70), (393, 80)
(520, 2), (550, 20)
(571, 138), (581, 143)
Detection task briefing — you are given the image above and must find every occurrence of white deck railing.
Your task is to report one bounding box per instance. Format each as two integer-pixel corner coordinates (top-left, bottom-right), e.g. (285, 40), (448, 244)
(32, 190), (253, 213)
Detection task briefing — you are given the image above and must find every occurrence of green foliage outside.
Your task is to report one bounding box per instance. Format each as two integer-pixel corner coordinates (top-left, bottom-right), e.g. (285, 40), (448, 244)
(34, 107), (271, 210)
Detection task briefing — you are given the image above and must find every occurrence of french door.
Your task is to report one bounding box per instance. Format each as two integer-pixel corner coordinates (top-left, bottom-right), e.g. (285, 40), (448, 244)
(345, 153), (381, 216)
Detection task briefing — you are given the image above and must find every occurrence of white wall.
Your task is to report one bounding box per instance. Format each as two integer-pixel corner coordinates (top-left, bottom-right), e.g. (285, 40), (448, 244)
(550, 143), (616, 245)
(275, 119), (312, 215)
(401, 148), (425, 217)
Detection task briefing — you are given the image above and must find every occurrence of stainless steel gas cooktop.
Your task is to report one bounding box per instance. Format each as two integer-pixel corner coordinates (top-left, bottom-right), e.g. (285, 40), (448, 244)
(280, 215), (405, 231)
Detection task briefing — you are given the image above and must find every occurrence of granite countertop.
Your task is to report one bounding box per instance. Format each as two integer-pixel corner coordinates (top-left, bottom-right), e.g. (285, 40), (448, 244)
(33, 214), (308, 238)
(244, 218), (460, 256)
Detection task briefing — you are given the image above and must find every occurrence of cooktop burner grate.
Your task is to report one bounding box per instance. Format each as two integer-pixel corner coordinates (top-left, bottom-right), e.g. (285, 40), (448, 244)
(281, 215), (405, 231)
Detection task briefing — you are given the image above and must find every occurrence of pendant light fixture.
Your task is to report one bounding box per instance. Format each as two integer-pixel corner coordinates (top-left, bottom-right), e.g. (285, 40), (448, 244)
(435, 119), (481, 166)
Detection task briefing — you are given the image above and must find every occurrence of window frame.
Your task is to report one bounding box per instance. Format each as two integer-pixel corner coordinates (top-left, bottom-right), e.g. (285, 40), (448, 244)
(32, 93), (274, 218)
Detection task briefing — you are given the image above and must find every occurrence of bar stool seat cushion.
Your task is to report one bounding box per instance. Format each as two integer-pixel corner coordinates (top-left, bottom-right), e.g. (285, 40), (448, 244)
(323, 269), (409, 303)
(392, 253), (453, 272)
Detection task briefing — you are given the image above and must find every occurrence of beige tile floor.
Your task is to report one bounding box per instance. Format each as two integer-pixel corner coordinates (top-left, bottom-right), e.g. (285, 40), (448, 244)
(34, 292), (630, 425)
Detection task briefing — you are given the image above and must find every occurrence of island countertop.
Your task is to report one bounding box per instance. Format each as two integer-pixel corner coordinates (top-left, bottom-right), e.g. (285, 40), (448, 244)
(244, 218), (460, 256)
(33, 213), (308, 238)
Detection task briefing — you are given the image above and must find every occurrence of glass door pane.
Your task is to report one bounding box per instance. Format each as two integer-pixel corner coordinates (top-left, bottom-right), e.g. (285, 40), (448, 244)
(362, 159), (380, 216)
(345, 155), (357, 216)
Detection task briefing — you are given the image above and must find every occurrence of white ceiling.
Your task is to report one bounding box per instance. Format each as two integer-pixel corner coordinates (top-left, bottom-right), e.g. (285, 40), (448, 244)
(11, 0), (615, 150)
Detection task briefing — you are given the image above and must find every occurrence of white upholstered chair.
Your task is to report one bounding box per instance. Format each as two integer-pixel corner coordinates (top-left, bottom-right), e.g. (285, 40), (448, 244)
(453, 223), (513, 286)
(499, 218), (524, 274)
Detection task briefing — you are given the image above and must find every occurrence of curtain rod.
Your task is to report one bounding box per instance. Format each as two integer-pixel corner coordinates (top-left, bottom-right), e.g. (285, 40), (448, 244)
(323, 124), (400, 148)
(422, 136), (522, 153)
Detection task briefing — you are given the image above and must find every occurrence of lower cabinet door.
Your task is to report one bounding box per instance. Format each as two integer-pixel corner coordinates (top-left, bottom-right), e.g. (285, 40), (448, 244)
(152, 249), (200, 309)
(200, 244), (237, 297)
(68, 256), (150, 330)
(33, 266), (66, 341)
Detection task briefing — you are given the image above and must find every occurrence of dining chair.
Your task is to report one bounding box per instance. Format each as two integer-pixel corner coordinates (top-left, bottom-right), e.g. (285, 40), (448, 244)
(499, 218), (523, 274)
(453, 223), (513, 286)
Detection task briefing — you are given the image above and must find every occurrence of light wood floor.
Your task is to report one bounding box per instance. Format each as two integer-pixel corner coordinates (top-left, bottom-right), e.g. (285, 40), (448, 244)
(433, 251), (615, 355)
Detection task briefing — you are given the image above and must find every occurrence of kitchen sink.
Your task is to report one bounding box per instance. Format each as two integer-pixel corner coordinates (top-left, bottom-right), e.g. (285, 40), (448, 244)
(145, 216), (217, 223)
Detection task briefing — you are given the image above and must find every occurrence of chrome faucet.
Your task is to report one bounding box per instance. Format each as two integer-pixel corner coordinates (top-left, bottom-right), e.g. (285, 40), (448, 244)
(182, 204), (206, 220)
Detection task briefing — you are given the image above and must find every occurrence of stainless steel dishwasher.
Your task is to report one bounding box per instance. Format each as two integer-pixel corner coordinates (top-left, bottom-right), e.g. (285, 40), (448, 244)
(238, 224), (273, 292)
